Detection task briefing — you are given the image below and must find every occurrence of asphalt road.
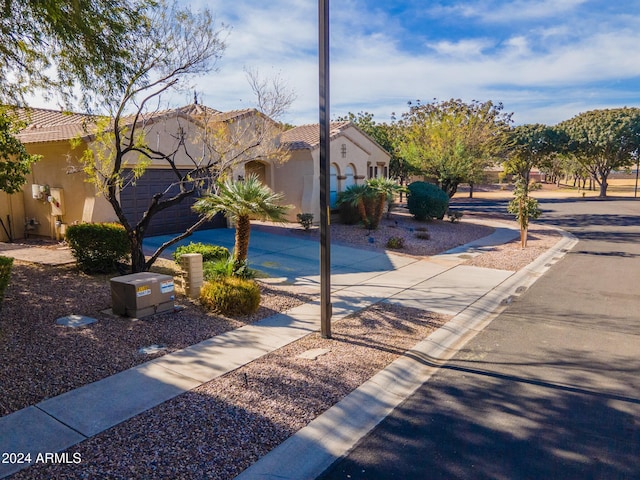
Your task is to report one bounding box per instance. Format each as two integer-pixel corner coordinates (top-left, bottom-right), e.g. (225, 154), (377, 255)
(318, 198), (640, 480)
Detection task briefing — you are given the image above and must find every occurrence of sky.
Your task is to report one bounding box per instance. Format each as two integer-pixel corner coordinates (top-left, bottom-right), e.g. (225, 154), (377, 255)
(30, 0), (640, 127)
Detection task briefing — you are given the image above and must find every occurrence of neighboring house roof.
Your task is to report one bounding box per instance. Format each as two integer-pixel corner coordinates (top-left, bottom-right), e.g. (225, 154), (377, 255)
(15, 108), (96, 144)
(14, 104), (262, 145)
(281, 121), (351, 150)
(281, 121), (391, 161)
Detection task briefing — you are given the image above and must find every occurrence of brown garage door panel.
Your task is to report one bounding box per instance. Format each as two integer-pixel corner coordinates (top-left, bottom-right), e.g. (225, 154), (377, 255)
(120, 169), (225, 236)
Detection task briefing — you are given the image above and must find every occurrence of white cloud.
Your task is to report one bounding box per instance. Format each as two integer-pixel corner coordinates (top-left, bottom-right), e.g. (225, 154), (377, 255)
(427, 39), (495, 58)
(434, 0), (588, 23)
(24, 0), (640, 128)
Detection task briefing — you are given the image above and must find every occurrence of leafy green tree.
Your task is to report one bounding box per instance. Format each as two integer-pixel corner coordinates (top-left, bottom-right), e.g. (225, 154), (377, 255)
(0, 110), (40, 194)
(336, 179), (405, 229)
(78, 4), (230, 273)
(558, 108), (640, 197)
(1, 0), (151, 108)
(336, 184), (374, 228)
(193, 174), (290, 264)
(505, 124), (563, 182)
(397, 99), (512, 197)
(1, 0), (149, 198)
(508, 177), (541, 248)
(335, 112), (416, 186)
(365, 177), (407, 228)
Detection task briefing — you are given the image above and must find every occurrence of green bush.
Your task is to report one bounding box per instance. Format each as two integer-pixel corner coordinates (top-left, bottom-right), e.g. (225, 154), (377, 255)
(200, 277), (261, 315)
(204, 256), (255, 281)
(337, 196), (362, 225)
(296, 213), (314, 230)
(66, 223), (129, 274)
(173, 242), (230, 264)
(407, 182), (450, 220)
(0, 256), (13, 305)
(386, 236), (405, 249)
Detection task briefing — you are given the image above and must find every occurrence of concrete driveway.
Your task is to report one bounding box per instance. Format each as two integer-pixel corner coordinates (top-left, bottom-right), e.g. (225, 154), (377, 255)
(144, 226), (410, 285)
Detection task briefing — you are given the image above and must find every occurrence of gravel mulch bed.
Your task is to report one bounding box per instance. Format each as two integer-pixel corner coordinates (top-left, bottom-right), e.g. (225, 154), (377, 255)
(463, 226), (562, 271)
(254, 210), (494, 257)
(12, 303), (449, 480)
(0, 261), (315, 417)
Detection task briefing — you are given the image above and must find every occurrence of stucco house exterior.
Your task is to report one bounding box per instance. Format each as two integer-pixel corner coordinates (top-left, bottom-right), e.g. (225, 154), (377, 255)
(277, 122), (391, 221)
(1, 107), (390, 242)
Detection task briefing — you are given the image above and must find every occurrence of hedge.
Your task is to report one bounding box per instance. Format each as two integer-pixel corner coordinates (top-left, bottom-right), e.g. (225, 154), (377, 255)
(66, 223), (130, 274)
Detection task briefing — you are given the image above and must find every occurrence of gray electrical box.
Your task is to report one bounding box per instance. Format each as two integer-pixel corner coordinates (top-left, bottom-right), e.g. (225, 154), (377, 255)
(110, 272), (175, 318)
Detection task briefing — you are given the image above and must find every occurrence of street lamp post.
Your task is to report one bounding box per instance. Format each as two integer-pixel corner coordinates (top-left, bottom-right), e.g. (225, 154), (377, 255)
(319, 0), (332, 338)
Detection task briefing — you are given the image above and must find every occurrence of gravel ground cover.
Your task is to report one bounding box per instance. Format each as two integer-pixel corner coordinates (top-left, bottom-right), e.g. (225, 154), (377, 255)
(11, 303), (449, 480)
(464, 226), (562, 271)
(0, 212), (493, 417)
(0, 262), (314, 416)
(254, 210), (494, 257)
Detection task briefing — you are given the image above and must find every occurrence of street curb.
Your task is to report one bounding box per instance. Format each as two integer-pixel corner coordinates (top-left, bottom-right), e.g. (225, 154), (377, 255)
(234, 227), (578, 480)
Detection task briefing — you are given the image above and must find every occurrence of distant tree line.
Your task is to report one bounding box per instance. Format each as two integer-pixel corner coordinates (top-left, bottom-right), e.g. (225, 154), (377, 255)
(338, 101), (640, 198)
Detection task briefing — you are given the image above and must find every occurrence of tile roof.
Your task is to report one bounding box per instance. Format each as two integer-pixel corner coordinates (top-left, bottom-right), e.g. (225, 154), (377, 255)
(13, 104), (260, 144)
(281, 121), (351, 150)
(14, 107), (97, 144)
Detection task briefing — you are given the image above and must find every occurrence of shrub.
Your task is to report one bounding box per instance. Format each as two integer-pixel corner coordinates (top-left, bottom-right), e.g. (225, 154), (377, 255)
(200, 277), (261, 315)
(407, 182), (449, 220)
(296, 213), (314, 230)
(386, 236), (405, 249)
(415, 232), (431, 240)
(173, 242), (230, 264)
(337, 195), (362, 225)
(447, 210), (464, 223)
(66, 223), (129, 274)
(0, 256), (13, 305)
(204, 256), (255, 281)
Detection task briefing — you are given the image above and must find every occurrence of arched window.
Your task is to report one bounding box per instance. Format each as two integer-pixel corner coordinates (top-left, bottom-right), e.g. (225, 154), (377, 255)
(344, 164), (355, 189)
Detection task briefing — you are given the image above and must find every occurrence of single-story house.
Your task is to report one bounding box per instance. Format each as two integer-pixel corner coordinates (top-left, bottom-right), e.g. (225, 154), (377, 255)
(278, 122), (391, 220)
(1, 106), (390, 242)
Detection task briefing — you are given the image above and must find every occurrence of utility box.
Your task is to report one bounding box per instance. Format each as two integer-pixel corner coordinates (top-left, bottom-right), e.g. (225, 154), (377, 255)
(110, 272), (175, 318)
(49, 187), (65, 216)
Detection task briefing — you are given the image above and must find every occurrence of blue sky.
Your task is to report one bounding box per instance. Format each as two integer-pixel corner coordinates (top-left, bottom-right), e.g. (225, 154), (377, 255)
(27, 1), (640, 126)
(177, 0), (640, 126)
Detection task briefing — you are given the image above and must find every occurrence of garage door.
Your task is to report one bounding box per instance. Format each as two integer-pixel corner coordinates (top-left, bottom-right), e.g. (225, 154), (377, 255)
(120, 169), (226, 237)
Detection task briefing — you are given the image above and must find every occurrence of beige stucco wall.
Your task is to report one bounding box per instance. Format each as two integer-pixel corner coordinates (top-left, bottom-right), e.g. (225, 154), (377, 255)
(0, 191), (25, 242)
(17, 140), (118, 239)
(282, 126), (391, 223)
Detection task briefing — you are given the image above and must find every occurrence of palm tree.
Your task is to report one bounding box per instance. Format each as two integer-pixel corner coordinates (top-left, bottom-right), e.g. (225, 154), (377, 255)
(193, 174), (291, 263)
(365, 177), (406, 229)
(336, 183), (375, 228)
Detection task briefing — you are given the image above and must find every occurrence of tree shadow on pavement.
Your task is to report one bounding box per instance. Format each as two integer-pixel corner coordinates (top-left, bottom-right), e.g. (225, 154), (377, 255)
(320, 347), (640, 480)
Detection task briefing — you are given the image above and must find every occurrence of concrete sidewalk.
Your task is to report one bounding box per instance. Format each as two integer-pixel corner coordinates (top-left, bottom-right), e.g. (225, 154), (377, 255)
(0, 243), (74, 265)
(0, 221), (574, 479)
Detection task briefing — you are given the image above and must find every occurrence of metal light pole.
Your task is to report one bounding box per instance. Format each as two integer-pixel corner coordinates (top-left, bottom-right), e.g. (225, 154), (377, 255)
(319, 0), (332, 338)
